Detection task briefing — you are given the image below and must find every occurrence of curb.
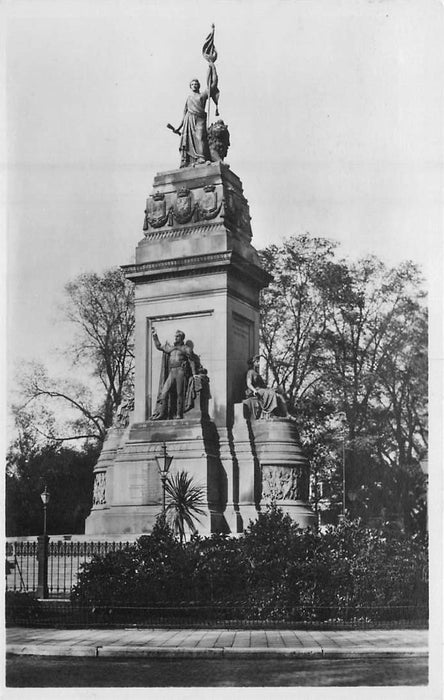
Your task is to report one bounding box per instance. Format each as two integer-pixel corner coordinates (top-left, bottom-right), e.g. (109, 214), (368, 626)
(7, 645), (429, 660)
(7, 645), (97, 657)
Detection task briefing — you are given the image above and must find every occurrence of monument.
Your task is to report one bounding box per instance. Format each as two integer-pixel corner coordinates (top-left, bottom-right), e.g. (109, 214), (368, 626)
(85, 26), (315, 535)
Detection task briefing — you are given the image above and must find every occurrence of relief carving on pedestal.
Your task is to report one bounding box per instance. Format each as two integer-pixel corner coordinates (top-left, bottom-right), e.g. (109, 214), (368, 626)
(198, 184), (223, 220)
(262, 465), (307, 502)
(144, 192), (171, 231)
(93, 472), (106, 506)
(172, 188), (196, 225)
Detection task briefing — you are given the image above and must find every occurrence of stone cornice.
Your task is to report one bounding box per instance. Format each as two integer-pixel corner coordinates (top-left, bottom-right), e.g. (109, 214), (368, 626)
(123, 250), (232, 277)
(230, 251), (272, 288)
(122, 250), (271, 290)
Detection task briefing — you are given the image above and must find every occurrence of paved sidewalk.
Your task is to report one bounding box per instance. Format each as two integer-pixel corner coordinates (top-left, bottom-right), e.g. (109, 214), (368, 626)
(6, 627), (428, 659)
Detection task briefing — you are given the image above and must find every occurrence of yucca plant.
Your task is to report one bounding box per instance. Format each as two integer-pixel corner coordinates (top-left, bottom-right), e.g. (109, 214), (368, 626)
(164, 471), (206, 543)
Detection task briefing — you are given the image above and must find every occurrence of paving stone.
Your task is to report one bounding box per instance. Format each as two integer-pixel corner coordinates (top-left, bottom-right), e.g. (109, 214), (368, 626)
(6, 626), (428, 658)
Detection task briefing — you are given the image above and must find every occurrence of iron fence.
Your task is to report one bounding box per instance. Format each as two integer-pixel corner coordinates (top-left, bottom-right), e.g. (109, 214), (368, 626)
(5, 599), (428, 630)
(5, 538), (428, 630)
(6, 540), (133, 599)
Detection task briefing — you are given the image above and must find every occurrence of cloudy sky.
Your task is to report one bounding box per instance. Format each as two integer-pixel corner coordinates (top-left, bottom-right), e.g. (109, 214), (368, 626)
(5, 0), (443, 382)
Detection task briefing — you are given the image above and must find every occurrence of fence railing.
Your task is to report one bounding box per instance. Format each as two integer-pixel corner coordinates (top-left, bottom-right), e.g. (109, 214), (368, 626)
(5, 599), (429, 630)
(5, 538), (429, 630)
(6, 540), (133, 599)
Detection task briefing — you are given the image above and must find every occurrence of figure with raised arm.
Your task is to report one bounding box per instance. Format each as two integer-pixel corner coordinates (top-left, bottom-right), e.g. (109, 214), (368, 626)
(151, 328), (197, 420)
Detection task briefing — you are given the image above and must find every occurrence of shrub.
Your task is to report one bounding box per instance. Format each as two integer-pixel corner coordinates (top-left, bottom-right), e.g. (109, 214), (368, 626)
(70, 509), (428, 622)
(188, 533), (247, 603)
(71, 548), (139, 606)
(5, 591), (41, 625)
(71, 516), (196, 606)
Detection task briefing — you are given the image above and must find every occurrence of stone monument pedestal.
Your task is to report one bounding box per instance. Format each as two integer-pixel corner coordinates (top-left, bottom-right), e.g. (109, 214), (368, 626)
(86, 416), (226, 535)
(85, 161), (315, 536)
(230, 405), (315, 531)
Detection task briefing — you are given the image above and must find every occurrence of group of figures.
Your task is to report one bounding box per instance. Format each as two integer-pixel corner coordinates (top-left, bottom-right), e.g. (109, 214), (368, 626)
(149, 332), (290, 422)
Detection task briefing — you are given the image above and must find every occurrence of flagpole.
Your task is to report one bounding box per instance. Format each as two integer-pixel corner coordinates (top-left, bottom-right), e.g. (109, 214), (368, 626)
(207, 76), (211, 128)
(207, 23), (215, 128)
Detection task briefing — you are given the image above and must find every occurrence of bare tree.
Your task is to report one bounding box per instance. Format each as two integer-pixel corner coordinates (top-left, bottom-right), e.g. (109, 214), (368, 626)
(15, 267), (135, 445)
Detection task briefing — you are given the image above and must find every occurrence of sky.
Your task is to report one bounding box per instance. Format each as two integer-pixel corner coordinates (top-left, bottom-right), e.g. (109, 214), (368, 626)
(4, 0), (443, 383)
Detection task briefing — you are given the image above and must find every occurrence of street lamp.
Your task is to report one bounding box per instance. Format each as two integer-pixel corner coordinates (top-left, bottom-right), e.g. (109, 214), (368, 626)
(37, 486), (50, 599)
(334, 412), (348, 522)
(40, 486), (50, 536)
(155, 443), (174, 513)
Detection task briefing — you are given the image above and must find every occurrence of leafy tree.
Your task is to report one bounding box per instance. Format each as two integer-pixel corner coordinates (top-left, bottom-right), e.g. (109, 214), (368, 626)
(322, 258), (427, 530)
(259, 236), (427, 533)
(375, 305), (428, 534)
(8, 268), (134, 536)
(296, 391), (343, 526)
(64, 268), (135, 428)
(14, 267), (135, 444)
(259, 234), (342, 407)
(322, 257), (425, 442)
(164, 471), (206, 543)
(15, 365), (108, 443)
(6, 436), (97, 536)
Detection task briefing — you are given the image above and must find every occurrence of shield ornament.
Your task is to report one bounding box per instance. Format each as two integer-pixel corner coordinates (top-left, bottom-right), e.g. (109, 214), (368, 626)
(146, 192), (169, 229)
(173, 188), (194, 224)
(201, 185), (217, 213)
(151, 194), (166, 218)
(199, 184), (222, 220)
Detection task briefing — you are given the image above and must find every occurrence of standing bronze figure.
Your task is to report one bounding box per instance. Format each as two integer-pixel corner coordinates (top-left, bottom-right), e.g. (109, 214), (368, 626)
(151, 329), (197, 420)
(168, 24), (220, 168)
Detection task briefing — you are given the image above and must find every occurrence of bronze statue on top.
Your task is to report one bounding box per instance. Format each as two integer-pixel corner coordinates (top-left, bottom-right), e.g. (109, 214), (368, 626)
(176, 71), (218, 167)
(167, 24), (229, 168)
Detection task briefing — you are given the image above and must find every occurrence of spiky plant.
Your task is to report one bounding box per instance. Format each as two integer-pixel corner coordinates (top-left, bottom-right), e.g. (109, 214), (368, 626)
(164, 471), (206, 543)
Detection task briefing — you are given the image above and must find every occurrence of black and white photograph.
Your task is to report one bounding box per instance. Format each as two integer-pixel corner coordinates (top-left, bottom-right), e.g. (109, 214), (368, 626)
(3, 0), (442, 696)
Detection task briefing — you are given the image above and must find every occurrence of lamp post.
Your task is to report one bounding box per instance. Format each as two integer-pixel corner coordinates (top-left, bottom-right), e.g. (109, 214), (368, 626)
(155, 443), (173, 513)
(336, 412), (348, 523)
(41, 486), (50, 536)
(37, 486), (50, 599)
(342, 436), (346, 519)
